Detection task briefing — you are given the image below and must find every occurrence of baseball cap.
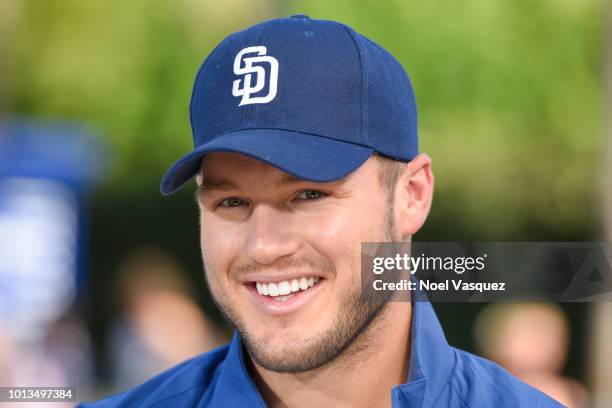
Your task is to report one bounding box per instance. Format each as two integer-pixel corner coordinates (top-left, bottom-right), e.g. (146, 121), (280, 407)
(160, 15), (418, 195)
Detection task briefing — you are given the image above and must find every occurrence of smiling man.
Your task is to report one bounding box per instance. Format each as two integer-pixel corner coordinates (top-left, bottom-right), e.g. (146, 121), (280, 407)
(81, 15), (563, 408)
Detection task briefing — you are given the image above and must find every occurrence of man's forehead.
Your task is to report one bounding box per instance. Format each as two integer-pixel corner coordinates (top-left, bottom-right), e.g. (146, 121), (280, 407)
(202, 152), (296, 178)
(198, 151), (374, 189)
(201, 151), (267, 168)
(200, 172), (306, 190)
(199, 152), (319, 188)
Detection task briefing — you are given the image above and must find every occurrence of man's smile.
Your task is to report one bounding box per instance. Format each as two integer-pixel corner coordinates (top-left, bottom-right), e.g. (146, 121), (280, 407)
(244, 276), (326, 316)
(255, 276), (321, 298)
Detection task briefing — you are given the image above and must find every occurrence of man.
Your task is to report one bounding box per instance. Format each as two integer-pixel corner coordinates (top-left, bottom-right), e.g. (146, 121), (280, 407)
(81, 15), (563, 407)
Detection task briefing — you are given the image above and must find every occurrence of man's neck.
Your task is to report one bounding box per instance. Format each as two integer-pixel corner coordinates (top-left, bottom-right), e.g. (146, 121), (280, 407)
(249, 302), (413, 408)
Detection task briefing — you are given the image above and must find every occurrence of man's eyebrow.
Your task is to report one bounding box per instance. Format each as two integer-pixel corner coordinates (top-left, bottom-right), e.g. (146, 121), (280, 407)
(199, 177), (237, 191)
(199, 173), (309, 191)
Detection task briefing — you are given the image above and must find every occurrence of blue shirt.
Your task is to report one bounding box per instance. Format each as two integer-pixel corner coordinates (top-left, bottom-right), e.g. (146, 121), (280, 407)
(79, 301), (563, 407)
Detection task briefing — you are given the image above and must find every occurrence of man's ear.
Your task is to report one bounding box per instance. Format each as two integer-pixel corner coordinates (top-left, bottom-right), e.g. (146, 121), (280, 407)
(195, 171), (203, 186)
(395, 153), (434, 240)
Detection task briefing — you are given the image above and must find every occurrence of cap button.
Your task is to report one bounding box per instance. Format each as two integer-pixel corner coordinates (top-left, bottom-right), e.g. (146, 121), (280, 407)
(290, 14), (310, 19)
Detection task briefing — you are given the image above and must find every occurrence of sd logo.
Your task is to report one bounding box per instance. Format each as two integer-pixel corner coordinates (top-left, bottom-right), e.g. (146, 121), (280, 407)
(232, 46), (279, 106)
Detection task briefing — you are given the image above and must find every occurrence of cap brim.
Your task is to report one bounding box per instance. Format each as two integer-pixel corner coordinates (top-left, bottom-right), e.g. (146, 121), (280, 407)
(160, 129), (374, 195)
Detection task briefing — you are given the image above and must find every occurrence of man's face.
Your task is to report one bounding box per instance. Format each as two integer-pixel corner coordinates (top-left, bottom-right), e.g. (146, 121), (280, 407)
(197, 152), (398, 373)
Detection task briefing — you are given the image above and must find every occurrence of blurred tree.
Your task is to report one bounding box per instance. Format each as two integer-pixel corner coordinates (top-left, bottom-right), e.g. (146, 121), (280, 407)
(590, 3), (612, 406)
(6, 0), (275, 188)
(0, 1), (19, 116)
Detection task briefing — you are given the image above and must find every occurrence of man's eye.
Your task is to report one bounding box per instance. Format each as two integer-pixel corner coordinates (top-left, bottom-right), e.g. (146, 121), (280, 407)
(220, 197), (247, 208)
(296, 190), (325, 200)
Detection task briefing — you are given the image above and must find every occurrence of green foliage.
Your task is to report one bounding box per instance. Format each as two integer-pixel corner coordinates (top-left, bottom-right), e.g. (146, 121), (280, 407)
(7, 0), (274, 187)
(6, 0), (604, 238)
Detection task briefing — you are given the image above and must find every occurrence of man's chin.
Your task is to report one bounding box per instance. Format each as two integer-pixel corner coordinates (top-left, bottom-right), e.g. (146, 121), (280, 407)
(245, 341), (329, 374)
(237, 328), (328, 373)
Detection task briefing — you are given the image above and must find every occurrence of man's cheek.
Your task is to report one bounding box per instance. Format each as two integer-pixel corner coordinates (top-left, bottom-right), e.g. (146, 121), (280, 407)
(203, 268), (218, 294)
(313, 215), (353, 245)
(205, 270), (232, 311)
(202, 252), (225, 292)
(201, 234), (226, 271)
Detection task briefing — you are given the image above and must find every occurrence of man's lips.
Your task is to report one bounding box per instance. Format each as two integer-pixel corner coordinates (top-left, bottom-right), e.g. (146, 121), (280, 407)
(244, 277), (325, 316)
(242, 271), (325, 284)
(256, 276), (320, 297)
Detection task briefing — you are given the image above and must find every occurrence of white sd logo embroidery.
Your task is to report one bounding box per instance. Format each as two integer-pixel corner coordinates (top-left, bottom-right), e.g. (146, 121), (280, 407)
(232, 46), (279, 106)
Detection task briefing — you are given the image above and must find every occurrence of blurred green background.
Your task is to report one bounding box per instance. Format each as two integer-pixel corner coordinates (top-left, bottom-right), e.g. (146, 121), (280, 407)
(1, 0), (606, 393)
(4, 0), (604, 238)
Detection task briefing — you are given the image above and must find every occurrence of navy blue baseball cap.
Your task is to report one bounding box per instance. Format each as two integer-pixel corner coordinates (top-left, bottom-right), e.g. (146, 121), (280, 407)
(160, 15), (418, 195)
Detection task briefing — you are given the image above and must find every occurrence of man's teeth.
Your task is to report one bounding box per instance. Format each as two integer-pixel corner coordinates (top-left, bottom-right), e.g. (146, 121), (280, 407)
(256, 277), (320, 298)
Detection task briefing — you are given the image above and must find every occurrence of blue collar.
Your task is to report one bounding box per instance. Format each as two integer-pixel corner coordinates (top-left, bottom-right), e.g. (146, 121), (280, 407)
(392, 301), (455, 407)
(205, 301), (454, 408)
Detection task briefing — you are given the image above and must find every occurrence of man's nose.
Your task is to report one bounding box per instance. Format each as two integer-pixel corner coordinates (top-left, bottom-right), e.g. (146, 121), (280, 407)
(245, 204), (302, 265)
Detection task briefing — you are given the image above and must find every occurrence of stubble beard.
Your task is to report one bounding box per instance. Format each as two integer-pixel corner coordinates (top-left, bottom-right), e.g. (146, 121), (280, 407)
(203, 204), (399, 374)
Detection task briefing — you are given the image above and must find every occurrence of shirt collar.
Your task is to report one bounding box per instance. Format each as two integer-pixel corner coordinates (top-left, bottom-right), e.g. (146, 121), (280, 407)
(207, 301), (454, 408)
(204, 332), (267, 407)
(392, 301), (455, 407)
